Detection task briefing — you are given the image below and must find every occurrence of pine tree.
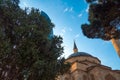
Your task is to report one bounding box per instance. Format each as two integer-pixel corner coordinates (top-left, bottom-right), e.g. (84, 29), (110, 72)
(81, 0), (120, 56)
(0, 0), (70, 80)
(82, 0), (120, 40)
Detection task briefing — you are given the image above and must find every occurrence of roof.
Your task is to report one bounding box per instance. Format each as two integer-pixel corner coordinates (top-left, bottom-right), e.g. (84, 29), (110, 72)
(68, 52), (93, 58)
(41, 11), (51, 22)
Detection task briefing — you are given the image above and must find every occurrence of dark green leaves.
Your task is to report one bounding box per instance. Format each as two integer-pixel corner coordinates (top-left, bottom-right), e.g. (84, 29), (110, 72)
(81, 0), (120, 40)
(0, 0), (69, 80)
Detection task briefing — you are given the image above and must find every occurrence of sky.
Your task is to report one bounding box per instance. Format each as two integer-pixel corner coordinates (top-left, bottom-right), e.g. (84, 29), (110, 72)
(19, 0), (120, 70)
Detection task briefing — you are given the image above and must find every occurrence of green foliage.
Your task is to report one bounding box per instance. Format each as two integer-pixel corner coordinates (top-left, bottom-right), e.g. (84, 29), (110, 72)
(0, 0), (70, 80)
(81, 0), (120, 40)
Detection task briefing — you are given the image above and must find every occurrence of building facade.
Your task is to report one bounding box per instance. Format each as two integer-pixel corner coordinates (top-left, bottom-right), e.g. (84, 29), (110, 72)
(57, 42), (120, 80)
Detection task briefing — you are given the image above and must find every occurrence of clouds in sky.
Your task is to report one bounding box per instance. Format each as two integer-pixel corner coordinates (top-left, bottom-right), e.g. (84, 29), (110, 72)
(60, 27), (66, 37)
(64, 8), (68, 12)
(69, 7), (73, 12)
(78, 13), (83, 18)
(75, 34), (80, 38)
(20, 0), (29, 8)
(64, 7), (73, 13)
(59, 27), (73, 37)
(85, 5), (89, 12)
(23, 2), (28, 7)
(102, 41), (111, 45)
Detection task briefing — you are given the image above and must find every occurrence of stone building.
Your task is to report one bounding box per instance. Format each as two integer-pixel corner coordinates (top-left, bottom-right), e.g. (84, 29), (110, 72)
(57, 42), (120, 80)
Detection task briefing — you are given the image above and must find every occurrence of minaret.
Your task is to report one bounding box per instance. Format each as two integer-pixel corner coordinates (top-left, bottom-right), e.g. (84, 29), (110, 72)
(73, 41), (78, 53)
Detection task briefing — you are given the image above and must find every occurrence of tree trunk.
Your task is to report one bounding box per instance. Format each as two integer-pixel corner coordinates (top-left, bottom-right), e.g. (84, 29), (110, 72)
(111, 38), (120, 57)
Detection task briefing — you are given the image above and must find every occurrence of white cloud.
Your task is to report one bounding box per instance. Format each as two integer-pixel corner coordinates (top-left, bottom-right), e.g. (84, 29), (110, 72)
(86, 5), (89, 12)
(64, 8), (68, 12)
(102, 41), (111, 45)
(75, 34), (80, 38)
(64, 7), (73, 13)
(78, 13), (83, 18)
(23, 2), (28, 7)
(60, 27), (66, 37)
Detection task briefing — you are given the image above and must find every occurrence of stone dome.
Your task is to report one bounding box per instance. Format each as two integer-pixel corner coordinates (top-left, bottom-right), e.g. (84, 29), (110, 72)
(66, 51), (101, 65)
(68, 52), (93, 59)
(66, 41), (101, 64)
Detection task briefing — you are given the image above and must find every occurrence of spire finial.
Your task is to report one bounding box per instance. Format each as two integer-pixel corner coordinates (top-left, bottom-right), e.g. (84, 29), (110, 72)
(73, 40), (78, 53)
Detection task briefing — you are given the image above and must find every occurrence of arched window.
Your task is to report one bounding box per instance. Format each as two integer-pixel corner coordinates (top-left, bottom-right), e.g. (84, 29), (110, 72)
(105, 74), (116, 80)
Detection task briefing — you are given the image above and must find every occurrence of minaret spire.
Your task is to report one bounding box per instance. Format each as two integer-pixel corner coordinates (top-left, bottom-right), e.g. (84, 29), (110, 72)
(73, 40), (78, 53)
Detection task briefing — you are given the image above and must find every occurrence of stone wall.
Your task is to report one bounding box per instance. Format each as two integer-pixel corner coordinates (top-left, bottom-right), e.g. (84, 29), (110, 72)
(57, 56), (120, 80)
(66, 56), (100, 64)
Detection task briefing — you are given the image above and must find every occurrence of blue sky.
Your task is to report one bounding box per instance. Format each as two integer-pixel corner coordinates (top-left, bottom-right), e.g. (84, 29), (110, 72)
(19, 0), (120, 70)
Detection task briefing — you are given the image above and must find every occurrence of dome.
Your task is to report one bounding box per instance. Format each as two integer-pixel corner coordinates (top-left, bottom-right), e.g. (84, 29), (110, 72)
(68, 52), (93, 59)
(41, 11), (51, 22)
(66, 41), (101, 64)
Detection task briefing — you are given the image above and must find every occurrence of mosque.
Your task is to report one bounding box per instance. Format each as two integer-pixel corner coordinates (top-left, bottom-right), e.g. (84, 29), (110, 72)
(41, 11), (120, 80)
(57, 42), (120, 80)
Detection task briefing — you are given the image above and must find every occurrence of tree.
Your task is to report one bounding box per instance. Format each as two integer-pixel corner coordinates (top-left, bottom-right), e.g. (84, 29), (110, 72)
(0, 0), (70, 80)
(82, 0), (120, 40)
(81, 0), (120, 56)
